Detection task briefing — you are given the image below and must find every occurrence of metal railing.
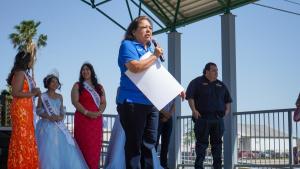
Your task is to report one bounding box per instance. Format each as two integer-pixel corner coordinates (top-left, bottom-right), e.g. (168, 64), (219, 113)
(64, 113), (117, 168)
(177, 115), (215, 169)
(64, 108), (299, 169)
(234, 108), (300, 168)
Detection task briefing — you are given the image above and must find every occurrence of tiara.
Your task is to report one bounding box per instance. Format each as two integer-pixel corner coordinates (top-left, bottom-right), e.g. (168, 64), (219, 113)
(45, 74), (59, 82)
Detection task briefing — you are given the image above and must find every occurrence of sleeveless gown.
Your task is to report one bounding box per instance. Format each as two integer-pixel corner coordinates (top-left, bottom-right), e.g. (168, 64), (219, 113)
(35, 94), (89, 169)
(74, 85), (103, 169)
(8, 74), (39, 169)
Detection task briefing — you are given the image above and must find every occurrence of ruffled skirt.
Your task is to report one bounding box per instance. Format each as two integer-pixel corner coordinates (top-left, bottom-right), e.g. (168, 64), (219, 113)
(36, 119), (88, 169)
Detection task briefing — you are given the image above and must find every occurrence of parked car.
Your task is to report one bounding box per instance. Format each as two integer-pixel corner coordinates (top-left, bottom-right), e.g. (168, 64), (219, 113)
(264, 150), (275, 158)
(238, 150), (255, 158)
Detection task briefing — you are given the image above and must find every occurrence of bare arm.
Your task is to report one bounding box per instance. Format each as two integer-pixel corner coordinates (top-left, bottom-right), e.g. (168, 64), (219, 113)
(225, 103), (231, 116)
(99, 87), (106, 114)
(188, 99), (201, 119)
(57, 94), (65, 121)
(179, 91), (185, 101)
(71, 83), (88, 115)
(125, 46), (163, 73)
(11, 71), (40, 98)
(71, 83), (99, 119)
(36, 96), (55, 121)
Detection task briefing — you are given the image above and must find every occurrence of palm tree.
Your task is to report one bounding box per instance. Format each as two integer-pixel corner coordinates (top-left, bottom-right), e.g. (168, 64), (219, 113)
(0, 89), (12, 126)
(9, 20), (47, 79)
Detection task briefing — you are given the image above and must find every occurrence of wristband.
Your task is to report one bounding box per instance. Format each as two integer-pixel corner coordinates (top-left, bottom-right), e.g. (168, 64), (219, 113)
(83, 110), (88, 115)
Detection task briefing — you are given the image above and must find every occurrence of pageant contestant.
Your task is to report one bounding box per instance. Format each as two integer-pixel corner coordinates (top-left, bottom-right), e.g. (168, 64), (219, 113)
(36, 74), (88, 169)
(7, 51), (40, 169)
(71, 63), (106, 169)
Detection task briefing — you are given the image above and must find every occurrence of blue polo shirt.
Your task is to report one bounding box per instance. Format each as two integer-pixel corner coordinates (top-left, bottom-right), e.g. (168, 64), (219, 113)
(116, 40), (153, 105)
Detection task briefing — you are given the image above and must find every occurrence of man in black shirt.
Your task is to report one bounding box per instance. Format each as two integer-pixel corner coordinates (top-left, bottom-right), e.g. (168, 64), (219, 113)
(186, 62), (232, 169)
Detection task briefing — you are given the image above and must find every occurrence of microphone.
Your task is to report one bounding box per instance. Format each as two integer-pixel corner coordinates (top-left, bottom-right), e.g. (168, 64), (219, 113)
(151, 39), (165, 62)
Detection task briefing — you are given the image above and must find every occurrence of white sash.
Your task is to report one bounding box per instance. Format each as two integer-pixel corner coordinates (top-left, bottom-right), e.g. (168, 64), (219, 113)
(24, 72), (37, 128)
(24, 72), (35, 91)
(83, 81), (101, 108)
(41, 93), (75, 146)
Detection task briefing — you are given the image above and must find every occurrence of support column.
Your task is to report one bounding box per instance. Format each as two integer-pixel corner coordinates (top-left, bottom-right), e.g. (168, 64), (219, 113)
(168, 31), (181, 169)
(221, 13), (237, 169)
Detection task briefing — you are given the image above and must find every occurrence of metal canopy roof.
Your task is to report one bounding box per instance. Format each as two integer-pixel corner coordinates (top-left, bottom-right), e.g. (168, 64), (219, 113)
(81, 0), (257, 34)
(142, 0), (257, 34)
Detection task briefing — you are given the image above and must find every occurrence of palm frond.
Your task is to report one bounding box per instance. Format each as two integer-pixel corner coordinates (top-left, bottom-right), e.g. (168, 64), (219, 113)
(14, 25), (21, 31)
(9, 33), (21, 48)
(37, 34), (47, 48)
(35, 21), (41, 28)
(9, 20), (47, 52)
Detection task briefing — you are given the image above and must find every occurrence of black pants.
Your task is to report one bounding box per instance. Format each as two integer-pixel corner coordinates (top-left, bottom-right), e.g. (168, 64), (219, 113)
(155, 116), (173, 168)
(117, 102), (159, 169)
(193, 117), (224, 169)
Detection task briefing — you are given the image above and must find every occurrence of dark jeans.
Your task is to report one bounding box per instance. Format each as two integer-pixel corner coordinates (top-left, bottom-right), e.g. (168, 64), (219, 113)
(155, 116), (173, 168)
(193, 117), (224, 169)
(117, 102), (159, 169)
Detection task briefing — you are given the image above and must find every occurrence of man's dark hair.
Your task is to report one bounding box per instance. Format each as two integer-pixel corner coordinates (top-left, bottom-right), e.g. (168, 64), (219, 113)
(202, 62), (217, 75)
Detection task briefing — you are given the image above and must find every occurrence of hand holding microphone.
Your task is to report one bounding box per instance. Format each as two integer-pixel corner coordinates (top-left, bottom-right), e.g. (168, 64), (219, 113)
(152, 39), (165, 62)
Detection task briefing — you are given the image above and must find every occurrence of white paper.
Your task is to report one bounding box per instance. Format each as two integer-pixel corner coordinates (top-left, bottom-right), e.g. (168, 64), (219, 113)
(125, 51), (184, 110)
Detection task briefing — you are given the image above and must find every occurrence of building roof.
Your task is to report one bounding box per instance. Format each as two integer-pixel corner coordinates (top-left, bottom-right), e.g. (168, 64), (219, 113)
(238, 124), (288, 138)
(81, 0), (257, 34)
(141, 0), (257, 34)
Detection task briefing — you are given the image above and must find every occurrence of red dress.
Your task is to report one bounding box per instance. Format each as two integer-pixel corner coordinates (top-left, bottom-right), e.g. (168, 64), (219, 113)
(74, 84), (103, 169)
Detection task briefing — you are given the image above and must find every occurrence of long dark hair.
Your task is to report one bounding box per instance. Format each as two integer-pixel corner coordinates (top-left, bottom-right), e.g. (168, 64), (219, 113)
(124, 16), (152, 41)
(78, 63), (103, 96)
(7, 51), (32, 85)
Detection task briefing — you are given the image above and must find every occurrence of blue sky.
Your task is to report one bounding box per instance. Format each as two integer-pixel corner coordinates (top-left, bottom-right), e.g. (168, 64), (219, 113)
(1, 0), (299, 115)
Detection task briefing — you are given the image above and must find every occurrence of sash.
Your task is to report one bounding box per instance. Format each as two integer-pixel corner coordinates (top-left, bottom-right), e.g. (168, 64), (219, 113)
(41, 93), (75, 146)
(83, 81), (101, 108)
(24, 72), (35, 90)
(24, 72), (37, 128)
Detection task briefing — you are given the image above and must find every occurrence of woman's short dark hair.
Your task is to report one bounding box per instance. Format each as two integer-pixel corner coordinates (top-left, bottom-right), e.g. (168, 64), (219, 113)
(7, 51), (32, 85)
(124, 16), (152, 41)
(79, 62), (103, 96)
(43, 74), (61, 90)
(203, 62), (217, 75)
